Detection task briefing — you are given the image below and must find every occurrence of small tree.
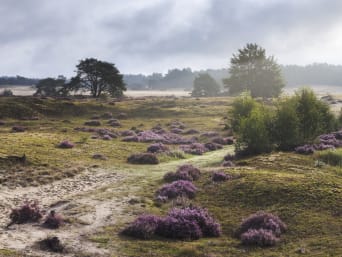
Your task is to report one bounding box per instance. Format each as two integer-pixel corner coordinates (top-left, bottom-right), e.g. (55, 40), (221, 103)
(191, 73), (220, 97)
(224, 43), (285, 98)
(71, 58), (126, 98)
(0, 89), (14, 97)
(34, 76), (67, 97)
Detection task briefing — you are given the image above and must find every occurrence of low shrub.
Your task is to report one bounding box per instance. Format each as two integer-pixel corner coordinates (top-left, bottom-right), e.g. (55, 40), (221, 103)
(201, 131), (219, 137)
(84, 120), (101, 126)
(157, 207), (221, 240)
(240, 228), (279, 246)
(9, 200), (42, 225)
(180, 143), (207, 155)
(121, 215), (161, 239)
(222, 160), (235, 167)
(127, 153), (159, 165)
(294, 144), (315, 154)
(236, 212), (287, 238)
(184, 129), (199, 135)
(204, 142), (223, 151)
(224, 153), (235, 161)
(12, 126), (26, 132)
(164, 164), (201, 182)
(156, 180), (197, 200)
(212, 137), (234, 145)
(38, 236), (64, 253)
(315, 149), (342, 167)
(212, 171), (232, 182)
(108, 119), (121, 127)
(57, 140), (74, 149)
(147, 143), (169, 153)
(120, 130), (137, 137)
(42, 210), (63, 229)
(92, 153), (108, 160)
(101, 112), (113, 119)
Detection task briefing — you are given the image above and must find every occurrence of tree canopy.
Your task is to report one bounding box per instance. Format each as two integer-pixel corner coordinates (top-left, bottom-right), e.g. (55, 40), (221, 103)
(191, 73), (221, 97)
(34, 76), (76, 97)
(71, 58), (126, 98)
(224, 43), (285, 98)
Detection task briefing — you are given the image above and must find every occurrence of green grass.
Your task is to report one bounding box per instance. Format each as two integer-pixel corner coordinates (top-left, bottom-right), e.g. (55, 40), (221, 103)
(315, 148), (342, 167)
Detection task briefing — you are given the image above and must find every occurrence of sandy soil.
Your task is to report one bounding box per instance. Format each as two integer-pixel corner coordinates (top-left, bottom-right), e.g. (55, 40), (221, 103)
(0, 167), (135, 256)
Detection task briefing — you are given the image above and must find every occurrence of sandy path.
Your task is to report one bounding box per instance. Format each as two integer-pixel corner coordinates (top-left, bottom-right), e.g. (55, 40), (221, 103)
(0, 167), (134, 257)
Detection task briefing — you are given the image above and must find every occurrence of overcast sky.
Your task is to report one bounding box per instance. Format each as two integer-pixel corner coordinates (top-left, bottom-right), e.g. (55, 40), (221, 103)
(0, 0), (341, 77)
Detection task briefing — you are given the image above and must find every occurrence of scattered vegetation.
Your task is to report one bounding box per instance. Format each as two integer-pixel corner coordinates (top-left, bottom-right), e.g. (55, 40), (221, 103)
(127, 153), (159, 164)
(8, 200), (42, 226)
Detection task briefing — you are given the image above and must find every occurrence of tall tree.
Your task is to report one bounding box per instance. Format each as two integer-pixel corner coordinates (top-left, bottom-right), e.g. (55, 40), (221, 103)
(71, 58), (126, 98)
(224, 43), (285, 98)
(191, 73), (220, 97)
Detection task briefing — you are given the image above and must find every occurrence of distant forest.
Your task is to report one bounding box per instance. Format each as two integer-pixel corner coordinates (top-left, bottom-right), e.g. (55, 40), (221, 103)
(1, 63), (342, 90)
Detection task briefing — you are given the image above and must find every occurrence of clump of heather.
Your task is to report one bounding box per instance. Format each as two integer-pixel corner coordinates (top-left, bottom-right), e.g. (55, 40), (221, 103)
(84, 120), (101, 126)
(157, 206), (221, 240)
(183, 129), (199, 135)
(108, 119), (121, 127)
(38, 236), (64, 253)
(164, 164), (201, 182)
(127, 153), (159, 164)
(121, 214), (161, 239)
(57, 140), (74, 149)
(236, 212), (286, 246)
(156, 180), (197, 200)
(201, 131), (219, 137)
(240, 228), (279, 246)
(180, 143), (207, 155)
(42, 210), (63, 229)
(147, 143), (169, 153)
(170, 128), (184, 134)
(211, 137), (234, 145)
(224, 153), (235, 161)
(8, 200), (42, 226)
(204, 142), (223, 151)
(294, 144), (315, 154)
(120, 130), (137, 137)
(12, 126), (26, 132)
(212, 171), (232, 182)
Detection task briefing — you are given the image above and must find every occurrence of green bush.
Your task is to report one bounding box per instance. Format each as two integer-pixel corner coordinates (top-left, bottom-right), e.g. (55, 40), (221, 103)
(231, 91), (257, 131)
(315, 149), (342, 167)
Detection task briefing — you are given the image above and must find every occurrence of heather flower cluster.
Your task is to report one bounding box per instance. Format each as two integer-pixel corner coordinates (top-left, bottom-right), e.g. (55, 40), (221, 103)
(9, 200), (42, 225)
(147, 143), (169, 153)
(122, 206), (221, 241)
(57, 140), (74, 149)
(180, 143), (208, 155)
(74, 127), (118, 140)
(164, 164), (201, 182)
(212, 171), (232, 182)
(295, 130), (342, 154)
(122, 130), (194, 144)
(127, 153), (159, 164)
(236, 212), (287, 247)
(156, 180), (197, 200)
(42, 210), (64, 229)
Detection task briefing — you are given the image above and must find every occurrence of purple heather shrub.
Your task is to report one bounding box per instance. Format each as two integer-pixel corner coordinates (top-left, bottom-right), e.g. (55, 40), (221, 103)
(184, 129), (200, 135)
(120, 130), (137, 137)
(156, 180), (197, 200)
(84, 120), (101, 126)
(12, 126), (26, 132)
(157, 215), (203, 240)
(147, 143), (169, 153)
(314, 143), (335, 151)
(204, 142), (223, 151)
(294, 144), (315, 154)
(222, 160), (235, 167)
(9, 200), (42, 225)
(236, 212), (287, 238)
(212, 171), (232, 182)
(38, 236), (64, 253)
(102, 135), (112, 140)
(201, 131), (219, 138)
(163, 164), (201, 182)
(57, 140), (74, 149)
(121, 214), (161, 239)
(108, 119), (121, 127)
(42, 210), (63, 229)
(180, 143), (207, 155)
(127, 153), (159, 165)
(122, 135), (139, 142)
(240, 229), (279, 246)
(137, 130), (165, 142)
(161, 207), (221, 238)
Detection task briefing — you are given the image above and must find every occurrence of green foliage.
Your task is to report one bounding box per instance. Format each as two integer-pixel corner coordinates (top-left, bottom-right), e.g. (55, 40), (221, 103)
(0, 89), (14, 97)
(34, 76), (77, 97)
(237, 105), (273, 155)
(191, 73), (220, 97)
(224, 43), (285, 98)
(71, 58), (126, 98)
(232, 88), (337, 154)
(294, 88), (336, 142)
(230, 91), (257, 131)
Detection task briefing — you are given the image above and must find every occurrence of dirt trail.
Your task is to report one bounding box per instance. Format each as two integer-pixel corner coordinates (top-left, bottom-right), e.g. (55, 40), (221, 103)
(0, 167), (135, 257)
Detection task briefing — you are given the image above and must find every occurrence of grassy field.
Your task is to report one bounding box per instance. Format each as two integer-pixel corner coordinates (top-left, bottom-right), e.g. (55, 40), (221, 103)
(0, 96), (341, 257)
